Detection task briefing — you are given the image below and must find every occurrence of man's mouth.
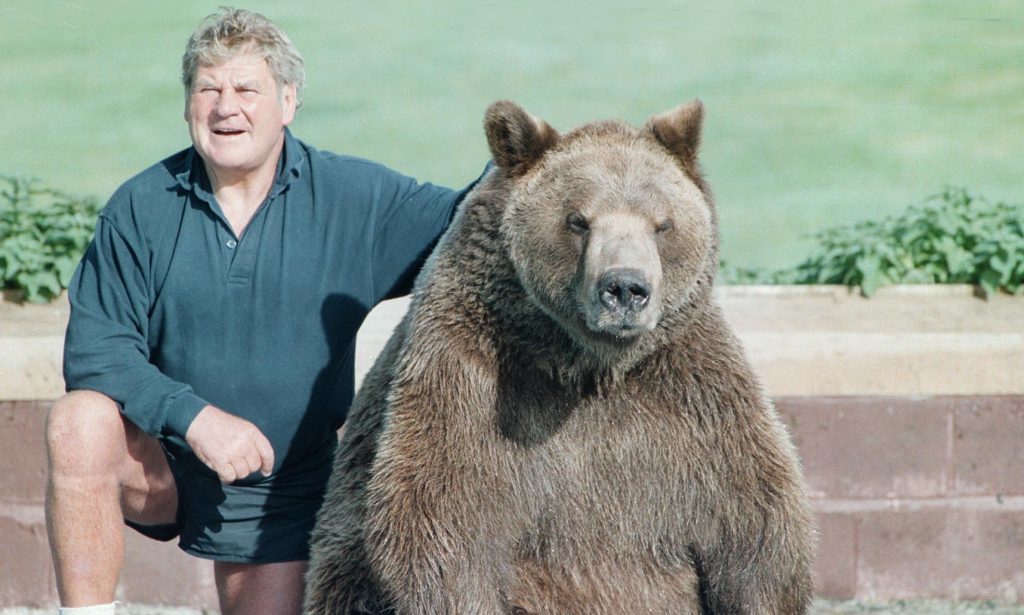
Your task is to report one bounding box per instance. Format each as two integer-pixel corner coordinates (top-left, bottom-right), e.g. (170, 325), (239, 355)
(212, 128), (246, 136)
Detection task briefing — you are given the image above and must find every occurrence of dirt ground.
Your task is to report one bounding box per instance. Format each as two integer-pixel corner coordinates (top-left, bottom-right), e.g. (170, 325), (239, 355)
(4, 600), (1022, 614)
(814, 600), (1023, 614)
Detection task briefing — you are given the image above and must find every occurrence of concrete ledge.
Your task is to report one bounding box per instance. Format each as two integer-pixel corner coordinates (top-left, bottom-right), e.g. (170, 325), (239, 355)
(721, 285), (1024, 396)
(358, 285), (1024, 396)
(0, 294), (67, 401)
(4, 285), (1022, 400)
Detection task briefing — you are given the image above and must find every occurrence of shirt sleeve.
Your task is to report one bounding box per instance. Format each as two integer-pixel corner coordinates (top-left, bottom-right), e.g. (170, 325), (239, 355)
(370, 162), (492, 301)
(63, 213), (209, 439)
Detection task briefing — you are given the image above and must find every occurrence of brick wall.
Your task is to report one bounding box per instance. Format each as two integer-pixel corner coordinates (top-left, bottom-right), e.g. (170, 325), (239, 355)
(778, 395), (1024, 602)
(4, 395), (1022, 607)
(0, 401), (218, 609)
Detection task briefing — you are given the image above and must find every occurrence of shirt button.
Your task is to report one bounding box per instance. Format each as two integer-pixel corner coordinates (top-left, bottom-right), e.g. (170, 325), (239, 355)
(226, 239), (237, 249)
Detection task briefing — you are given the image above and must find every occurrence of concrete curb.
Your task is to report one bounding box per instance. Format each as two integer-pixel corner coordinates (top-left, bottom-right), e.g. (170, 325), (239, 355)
(6, 285), (1022, 401)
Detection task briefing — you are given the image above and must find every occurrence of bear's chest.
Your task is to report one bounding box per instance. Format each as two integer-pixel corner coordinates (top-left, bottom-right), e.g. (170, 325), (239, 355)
(498, 388), (699, 552)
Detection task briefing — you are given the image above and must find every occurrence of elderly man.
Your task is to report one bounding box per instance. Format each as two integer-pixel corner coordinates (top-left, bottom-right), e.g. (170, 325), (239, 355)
(45, 8), (483, 614)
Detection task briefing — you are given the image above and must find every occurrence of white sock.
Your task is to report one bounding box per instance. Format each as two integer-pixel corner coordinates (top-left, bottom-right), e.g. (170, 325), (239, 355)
(58, 603), (118, 615)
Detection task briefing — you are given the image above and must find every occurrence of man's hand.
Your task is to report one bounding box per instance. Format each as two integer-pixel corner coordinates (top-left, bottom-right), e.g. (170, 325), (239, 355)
(185, 405), (275, 483)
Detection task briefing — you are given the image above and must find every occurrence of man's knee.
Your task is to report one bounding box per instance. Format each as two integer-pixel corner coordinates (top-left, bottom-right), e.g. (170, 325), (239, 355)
(46, 391), (124, 469)
(46, 393), (178, 526)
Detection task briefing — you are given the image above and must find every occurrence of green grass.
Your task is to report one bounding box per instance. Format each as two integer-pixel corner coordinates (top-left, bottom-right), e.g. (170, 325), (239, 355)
(2, 0), (1022, 269)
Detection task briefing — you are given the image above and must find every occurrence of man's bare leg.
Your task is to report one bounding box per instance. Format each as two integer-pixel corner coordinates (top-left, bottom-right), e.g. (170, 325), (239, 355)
(45, 390), (179, 606)
(215, 560), (308, 615)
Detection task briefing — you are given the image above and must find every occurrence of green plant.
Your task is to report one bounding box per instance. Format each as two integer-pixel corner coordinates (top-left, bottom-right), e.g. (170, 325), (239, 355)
(723, 188), (1024, 298)
(0, 175), (101, 303)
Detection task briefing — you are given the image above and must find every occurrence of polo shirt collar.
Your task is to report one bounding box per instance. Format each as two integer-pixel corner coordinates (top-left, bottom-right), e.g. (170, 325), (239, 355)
(174, 127), (305, 201)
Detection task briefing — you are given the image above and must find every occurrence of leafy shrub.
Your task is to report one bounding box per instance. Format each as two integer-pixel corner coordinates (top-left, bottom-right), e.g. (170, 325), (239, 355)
(0, 175), (101, 303)
(723, 188), (1024, 298)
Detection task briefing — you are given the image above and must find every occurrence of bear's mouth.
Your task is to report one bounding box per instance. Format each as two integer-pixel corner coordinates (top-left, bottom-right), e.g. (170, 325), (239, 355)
(585, 308), (659, 340)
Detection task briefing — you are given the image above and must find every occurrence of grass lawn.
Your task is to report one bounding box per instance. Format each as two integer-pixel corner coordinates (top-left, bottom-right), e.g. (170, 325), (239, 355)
(2, 0), (1021, 269)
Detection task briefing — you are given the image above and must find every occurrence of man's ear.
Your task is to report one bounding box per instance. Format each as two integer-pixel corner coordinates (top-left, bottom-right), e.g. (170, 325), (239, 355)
(646, 99), (704, 170)
(281, 83), (298, 126)
(484, 100), (559, 177)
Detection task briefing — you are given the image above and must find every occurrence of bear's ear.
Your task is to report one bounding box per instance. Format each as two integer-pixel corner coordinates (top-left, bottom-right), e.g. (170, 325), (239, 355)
(485, 100), (559, 177)
(646, 99), (704, 169)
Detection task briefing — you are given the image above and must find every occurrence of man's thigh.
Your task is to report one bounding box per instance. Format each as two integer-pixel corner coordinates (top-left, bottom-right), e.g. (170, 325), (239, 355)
(117, 412), (179, 527)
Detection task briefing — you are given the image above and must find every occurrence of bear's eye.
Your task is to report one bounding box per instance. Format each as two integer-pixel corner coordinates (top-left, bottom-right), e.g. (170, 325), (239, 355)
(567, 212), (590, 234)
(656, 219), (675, 235)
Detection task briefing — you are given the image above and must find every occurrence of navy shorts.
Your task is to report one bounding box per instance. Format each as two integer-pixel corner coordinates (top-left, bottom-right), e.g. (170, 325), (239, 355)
(125, 439), (335, 564)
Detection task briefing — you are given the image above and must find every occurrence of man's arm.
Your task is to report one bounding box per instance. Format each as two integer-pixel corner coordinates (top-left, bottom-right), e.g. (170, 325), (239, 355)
(64, 214), (272, 481)
(369, 162), (491, 302)
(64, 215), (207, 436)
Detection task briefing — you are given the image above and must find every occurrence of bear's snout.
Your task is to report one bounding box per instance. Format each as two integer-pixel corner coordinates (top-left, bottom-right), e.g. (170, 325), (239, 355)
(584, 263), (662, 339)
(576, 212), (664, 340)
(598, 268), (651, 312)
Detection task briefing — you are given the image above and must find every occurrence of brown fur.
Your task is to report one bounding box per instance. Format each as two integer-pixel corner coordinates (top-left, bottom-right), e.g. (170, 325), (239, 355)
(304, 100), (815, 614)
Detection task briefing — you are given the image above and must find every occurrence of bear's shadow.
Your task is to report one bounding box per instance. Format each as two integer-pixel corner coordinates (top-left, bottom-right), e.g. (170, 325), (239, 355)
(496, 358), (583, 449)
(255, 293), (363, 560)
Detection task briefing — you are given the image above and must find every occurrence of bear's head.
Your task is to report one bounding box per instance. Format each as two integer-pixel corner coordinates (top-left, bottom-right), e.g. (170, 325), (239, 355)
(485, 100), (718, 370)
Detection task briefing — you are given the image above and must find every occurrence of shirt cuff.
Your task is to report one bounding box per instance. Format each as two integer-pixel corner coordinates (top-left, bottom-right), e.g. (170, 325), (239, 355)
(164, 391), (210, 439)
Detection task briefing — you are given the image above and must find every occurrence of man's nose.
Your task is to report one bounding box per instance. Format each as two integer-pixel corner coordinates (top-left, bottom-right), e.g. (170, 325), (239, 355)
(215, 89), (241, 116)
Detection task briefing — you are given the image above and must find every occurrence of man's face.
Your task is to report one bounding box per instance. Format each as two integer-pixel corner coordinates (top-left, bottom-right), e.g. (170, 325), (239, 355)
(185, 50), (296, 182)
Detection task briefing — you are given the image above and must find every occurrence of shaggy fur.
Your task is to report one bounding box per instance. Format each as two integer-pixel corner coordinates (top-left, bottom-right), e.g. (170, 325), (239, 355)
(304, 100), (815, 614)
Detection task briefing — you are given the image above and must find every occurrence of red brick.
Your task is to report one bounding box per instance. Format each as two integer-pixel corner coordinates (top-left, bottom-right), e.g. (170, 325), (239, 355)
(811, 512), (858, 599)
(777, 397), (949, 499)
(0, 513), (56, 607)
(0, 402), (214, 608)
(119, 532), (219, 608)
(953, 397), (1024, 496)
(0, 401), (51, 505)
(0, 504), (217, 608)
(856, 507), (1024, 602)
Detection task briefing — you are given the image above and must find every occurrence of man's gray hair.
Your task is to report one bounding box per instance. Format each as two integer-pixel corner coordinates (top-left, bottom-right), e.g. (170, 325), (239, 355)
(182, 7), (305, 108)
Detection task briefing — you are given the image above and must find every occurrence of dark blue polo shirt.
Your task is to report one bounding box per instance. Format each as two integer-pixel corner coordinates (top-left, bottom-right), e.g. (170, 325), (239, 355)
(64, 129), (475, 481)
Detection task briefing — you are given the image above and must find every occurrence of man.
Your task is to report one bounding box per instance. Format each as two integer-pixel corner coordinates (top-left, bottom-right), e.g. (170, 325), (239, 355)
(46, 8), (483, 614)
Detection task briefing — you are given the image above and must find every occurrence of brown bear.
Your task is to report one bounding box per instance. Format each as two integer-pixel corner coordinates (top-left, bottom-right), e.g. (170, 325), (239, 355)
(304, 100), (815, 614)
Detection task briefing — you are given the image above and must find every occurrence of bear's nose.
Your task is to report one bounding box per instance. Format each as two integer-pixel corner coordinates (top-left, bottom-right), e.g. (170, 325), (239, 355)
(598, 268), (651, 312)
